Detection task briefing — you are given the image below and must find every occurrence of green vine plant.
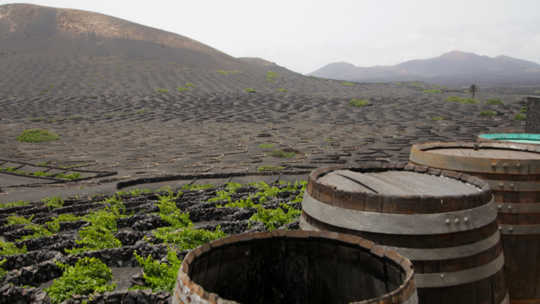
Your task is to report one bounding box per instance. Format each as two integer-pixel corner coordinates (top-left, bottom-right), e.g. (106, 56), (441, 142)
(45, 257), (116, 304)
(131, 248), (181, 293)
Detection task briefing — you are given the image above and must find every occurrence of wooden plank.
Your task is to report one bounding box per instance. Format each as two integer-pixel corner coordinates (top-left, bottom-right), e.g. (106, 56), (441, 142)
(374, 171), (478, 196)
(322, 170), (477, 196)
(427, 148), (540, 160)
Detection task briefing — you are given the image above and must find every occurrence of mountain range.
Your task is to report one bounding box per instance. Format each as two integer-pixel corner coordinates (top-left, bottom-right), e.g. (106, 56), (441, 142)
(308, 51), (540, 87)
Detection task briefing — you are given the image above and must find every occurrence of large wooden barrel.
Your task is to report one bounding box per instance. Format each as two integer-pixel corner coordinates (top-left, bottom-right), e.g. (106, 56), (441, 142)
(301, 163), (508, 304)
(478, 133), (540, 146)
(410, 141), (540, 303)
(173, 230), (418, 304)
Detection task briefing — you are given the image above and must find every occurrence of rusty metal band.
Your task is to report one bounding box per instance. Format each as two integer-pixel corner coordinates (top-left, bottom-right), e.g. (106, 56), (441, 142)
(496, 202), (540, 213)
(488, 180), (540, 192)
(499, 224), (540, 235)
(410, 142), (540, 175)
(415, 252), (505, 288)
(173, 272), (212, 304)
(302, 190), (497, 235)
(501, 293), (509, 304)
(300, 216), (500, 261)
(382, 230), (500, 261)
(403, 290), (419, 304)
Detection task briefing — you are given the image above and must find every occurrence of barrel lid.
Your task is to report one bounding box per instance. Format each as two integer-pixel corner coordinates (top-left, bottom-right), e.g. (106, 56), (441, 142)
(318, 170), (478, 196)
(410, 142), (540, 174)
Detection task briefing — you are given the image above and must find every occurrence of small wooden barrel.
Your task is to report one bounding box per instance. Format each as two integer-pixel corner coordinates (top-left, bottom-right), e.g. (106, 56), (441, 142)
(410, 141), (540, 303)
(173, 230), (418, 304)
(478, 133), (540, 146)
(301, 163), (508, 304)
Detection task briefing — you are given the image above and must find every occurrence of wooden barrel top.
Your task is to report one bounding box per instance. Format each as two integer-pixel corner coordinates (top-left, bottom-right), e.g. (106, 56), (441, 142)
(307, 163), (493, 215)
(410, 142), (540, 175)
(319, 170), (479, 196)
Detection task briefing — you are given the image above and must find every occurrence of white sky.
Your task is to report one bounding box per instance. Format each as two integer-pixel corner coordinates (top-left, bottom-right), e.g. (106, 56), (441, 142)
(3, 0), (540, 73)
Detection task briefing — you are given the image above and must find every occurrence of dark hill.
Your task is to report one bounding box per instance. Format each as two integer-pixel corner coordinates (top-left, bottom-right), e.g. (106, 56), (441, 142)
(0, 4), (360, 98)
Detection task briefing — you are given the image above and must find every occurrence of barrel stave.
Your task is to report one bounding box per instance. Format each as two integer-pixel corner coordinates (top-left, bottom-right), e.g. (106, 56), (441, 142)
(302, 164), (507, 304)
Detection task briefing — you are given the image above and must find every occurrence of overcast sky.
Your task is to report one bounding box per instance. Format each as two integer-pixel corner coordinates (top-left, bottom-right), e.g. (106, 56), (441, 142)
(2, 0), (540, 73)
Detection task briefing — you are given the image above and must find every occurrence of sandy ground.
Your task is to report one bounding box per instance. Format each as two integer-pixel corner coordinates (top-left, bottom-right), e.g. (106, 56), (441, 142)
(0, 84), (528, 203)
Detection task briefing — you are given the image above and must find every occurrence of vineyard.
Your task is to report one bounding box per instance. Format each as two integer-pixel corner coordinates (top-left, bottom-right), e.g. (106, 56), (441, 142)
(0, 181), (306, 304)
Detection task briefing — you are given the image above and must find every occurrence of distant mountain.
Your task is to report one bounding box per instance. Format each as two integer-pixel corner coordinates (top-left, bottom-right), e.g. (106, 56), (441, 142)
(309, 51), (540, 87)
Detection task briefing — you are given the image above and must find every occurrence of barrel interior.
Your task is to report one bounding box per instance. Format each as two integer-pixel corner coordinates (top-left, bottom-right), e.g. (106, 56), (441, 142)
(184, 232), (414, 304)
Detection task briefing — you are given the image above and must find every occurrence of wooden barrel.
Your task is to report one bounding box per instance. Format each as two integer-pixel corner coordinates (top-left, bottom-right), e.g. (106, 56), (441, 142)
(173, 230), (418, 304)
(478, 134), (540, 146)
(301, 163), (508, 304)
(410, 141), (540, 303)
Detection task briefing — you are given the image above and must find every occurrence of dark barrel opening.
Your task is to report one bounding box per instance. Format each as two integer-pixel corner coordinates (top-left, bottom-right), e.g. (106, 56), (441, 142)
(177, 231), (416, 304)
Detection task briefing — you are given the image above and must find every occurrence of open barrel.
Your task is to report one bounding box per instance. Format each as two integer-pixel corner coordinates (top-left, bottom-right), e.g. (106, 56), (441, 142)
(173, 230), (418, 304)
(301, 163), (508, 304)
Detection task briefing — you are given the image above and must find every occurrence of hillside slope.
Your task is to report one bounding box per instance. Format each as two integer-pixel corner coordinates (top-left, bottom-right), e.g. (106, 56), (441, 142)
(0, 4), (366, 98)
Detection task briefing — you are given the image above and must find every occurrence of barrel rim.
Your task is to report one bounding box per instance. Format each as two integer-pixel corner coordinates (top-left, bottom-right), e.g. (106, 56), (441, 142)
(176, 230), (417, 304)
(306, 162), (493, 214)
(410, 141), (540, 175)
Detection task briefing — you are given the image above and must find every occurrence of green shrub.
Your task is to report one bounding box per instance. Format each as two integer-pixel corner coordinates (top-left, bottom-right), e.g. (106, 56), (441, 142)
(186, 83), (196, 87)
(68, 116), (83, 120)
(131, 248), (181, 293)
(423, 89), (442, 93)
(0, 260), (7, 280)
(521, 106), (527, 113)
(515, 114), (526, 121)
(156, 88), (169, 94)
(411, 84), (420, 87)
(42, 196), (64, 210)
(278, 88), (288, 92)
(6, 214), (33, 226)
(55, 173), (82, 180)
(0, 200), (29, 209)
(486, 99), (504, 105)
(266, 71), (282, 78)
(177, 87), (189, 92)
(217, 70), (227, 76)
(250, 204), (301, 230)
(181, 184), (214, 191)
(431, 117), (444, 121)
(308, 76), (317, 79)
(67, 225), (121, 254)
(258, 165), (285, 171)
(259, 143), (274, 148)
(445, 96), (480, 104)
(266, 149), (296, 158)
(349, 99), (369, 107)
(135, 110), (148, 114)
(480, 110), (497, 117)
(45, 257), (116, 304)
(16, 129), (61, 142)
(155, 227), (226, 250)
(0, 240), (27, 256)
(266, 79), (275, 82)
(244, 88), (257, 93)
(342, 82), (355, 86)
